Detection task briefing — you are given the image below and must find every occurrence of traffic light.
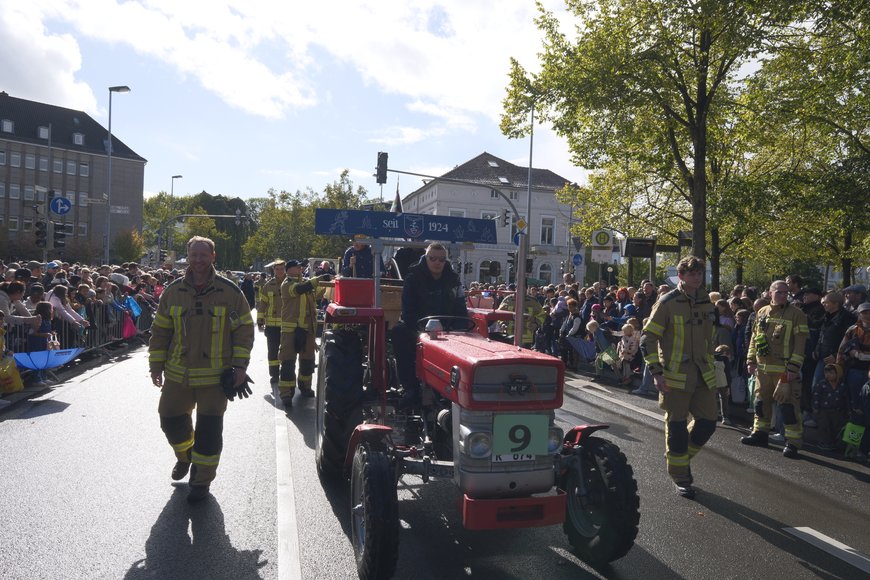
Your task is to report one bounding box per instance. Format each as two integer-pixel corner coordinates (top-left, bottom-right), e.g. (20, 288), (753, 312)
(507, 252), (516, 271)
(48, 189), (55, 199)
(501, 208), (509, 227)
(52, 222), (66, 248)
(526, 258), (533, 274)
(376, 152), (388, 184)
(35, 221), (48, 248)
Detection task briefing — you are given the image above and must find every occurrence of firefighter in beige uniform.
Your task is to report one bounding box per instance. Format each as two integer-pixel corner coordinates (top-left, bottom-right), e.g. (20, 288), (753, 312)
(277, 260), (327, 407)
(741, 280), (809, 458)
(256, 259), (285, 384)
(149, 236), (255, 502)
(640, 256), (718, 499)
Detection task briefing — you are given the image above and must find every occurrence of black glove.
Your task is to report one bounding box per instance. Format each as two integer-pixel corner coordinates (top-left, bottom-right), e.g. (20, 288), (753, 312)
(294, 327), (308, 352)
(221, 367), (253, 401)
(319, 273), (332, 282)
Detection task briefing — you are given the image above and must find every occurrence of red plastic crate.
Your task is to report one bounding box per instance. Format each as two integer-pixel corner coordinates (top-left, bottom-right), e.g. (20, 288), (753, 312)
(334, 277), (375, 307)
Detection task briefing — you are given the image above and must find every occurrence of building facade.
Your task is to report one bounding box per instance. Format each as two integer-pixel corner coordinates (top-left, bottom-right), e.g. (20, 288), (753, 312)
(401, 152), (584, 286)
(0, 92), (145, 262)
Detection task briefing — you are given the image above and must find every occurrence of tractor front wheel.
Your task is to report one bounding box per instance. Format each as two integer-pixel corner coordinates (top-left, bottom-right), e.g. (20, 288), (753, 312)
(350, 441), (399, 580)
(562, 436), (639, 568)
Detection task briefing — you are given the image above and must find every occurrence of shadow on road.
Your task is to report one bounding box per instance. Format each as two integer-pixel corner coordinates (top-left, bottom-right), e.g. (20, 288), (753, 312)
(2, 398), (70, 421)
(124, 487), (268, 580)
(694, 492), (860, 579)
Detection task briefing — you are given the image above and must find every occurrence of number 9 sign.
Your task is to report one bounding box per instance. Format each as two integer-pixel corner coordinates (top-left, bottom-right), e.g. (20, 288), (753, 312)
(492, 414), (549, 455)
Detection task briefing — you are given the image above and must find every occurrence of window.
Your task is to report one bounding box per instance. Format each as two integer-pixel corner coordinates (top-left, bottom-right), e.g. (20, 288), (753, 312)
(73, 133), (84, 146)
(11, 152), (21, 167)
(10, 184), (20, 199)
(449, 208), (465, 218)
(0, 183), (4, 197)
(39, 156), (48, 171)
(488, 160), (499, 167)
(498, 176), (510, 185)
(78, 223), (88, 237)
(36, 188), (46, 202)
(79, 192), (88, 207)
(490, 190), (499, 198)
(509, 191), (518, 200)
(79, 163), (89, 177)
(481, 210), (496, 221)
(53, 159), (63, 173)
(22, 218), (33, 232)
(2, 119), (12, 133)
(0, 151), (5, 164)
(66, 190), (76, 206)
(25, 154), (36, 170)
(66, 161), (76, 175)
(38, 126), (49, 139)
(540, 217), (555, 245)
(8, 216), (18, 231)
(538, 263), (553, 285)
(24, 185), (34, 201)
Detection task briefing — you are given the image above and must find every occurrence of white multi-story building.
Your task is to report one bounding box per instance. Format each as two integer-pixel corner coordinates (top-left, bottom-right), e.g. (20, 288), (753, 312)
(401, 152), (583, 285)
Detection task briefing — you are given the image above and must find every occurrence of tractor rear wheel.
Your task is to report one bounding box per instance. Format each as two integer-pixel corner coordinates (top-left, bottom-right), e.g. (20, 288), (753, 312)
(316, 329), (364, 478)
(562, 436), (639, 568)
(350, 441), (399, 580)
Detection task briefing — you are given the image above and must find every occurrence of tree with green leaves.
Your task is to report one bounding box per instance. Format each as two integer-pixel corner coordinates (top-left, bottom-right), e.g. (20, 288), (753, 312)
(502, 0), (806, 270)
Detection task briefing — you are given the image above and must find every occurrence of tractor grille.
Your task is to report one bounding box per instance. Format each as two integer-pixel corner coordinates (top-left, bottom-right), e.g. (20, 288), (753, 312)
(471, 364), (558, 403)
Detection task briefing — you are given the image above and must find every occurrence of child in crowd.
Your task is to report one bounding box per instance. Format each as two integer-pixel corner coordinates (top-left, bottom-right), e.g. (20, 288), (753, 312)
(812, 363), (849, 450)
(616, 323), (639, 385)
(27, 302), (54, 352)
(714, 344), (732, 425)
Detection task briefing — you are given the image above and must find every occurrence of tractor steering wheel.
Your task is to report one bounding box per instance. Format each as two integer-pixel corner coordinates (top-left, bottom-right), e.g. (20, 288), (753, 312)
(415, 315), (477, 333)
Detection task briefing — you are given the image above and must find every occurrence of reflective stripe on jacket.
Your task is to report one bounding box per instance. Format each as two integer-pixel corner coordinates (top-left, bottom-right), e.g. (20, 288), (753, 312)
(641, 284), (717, 390)
(280, 276), (321, 332)
(149, 266), (255, 387)
(256, 277), (284, 326)
(747, 303), (809, 374)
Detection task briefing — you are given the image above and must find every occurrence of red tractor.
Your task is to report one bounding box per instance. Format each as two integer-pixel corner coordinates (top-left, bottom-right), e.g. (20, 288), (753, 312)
(315, 278), (640, 579)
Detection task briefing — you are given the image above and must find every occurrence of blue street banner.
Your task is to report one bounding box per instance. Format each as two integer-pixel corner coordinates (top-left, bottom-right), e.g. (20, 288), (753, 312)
(314, 208), (498, 244)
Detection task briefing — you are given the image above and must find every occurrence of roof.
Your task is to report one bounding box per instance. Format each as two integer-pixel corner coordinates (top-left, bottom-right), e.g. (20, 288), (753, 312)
(0, 91), (145, 162)
(438, 151), (572, 191)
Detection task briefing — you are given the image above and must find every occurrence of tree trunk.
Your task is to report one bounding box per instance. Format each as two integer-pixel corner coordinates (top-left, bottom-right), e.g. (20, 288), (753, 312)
(710, 226), (720, 292)
(841, 230), (853, 287)
(735, 256), (744, 286)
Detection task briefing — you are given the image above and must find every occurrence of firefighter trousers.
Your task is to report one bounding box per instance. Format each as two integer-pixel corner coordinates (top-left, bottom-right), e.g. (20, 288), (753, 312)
(752, 371), (803, 447)
(158, 381), (228, 487)
(277, 329), (316, 399)
(264, 325), (281, 381)
(658, 365), (718, 485)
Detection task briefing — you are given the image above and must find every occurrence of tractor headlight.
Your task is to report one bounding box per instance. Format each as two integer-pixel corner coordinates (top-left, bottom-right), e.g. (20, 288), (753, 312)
(548, 427), (564, 453)
(465, 431), (492, 459)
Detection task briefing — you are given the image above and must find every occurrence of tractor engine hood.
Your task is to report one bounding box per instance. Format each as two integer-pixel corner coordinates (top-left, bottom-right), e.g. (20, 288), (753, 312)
(417, 332), (564, 411)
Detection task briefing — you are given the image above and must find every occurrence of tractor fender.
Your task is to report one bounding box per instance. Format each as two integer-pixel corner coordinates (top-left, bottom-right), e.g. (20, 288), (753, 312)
(344, 424), (393, 470)
(562, 424), (609, 449)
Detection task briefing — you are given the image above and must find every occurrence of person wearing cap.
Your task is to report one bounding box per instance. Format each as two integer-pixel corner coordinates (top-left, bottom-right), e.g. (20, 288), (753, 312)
(836, 302), (870, 458)
(843, 284), (868, 313)
(393, 243), (467, 409)
(41, 261), (61, 288)
(341, 235), (385, 278)
(256, 259), (287, 385)
(277, 260), (329, 407)
(27, 261), (44, 281)
(640, 256), (718, 498)
(742, 280), (809, 459)
(149, 236), (255, 502)
(797, 287), (826, 426)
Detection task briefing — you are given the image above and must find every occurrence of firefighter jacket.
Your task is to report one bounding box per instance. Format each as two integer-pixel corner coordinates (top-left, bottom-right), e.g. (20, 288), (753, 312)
(149, 266), (255, 387)
(641, 283), (717, 391)
(256, 276), (284, 327)
(280, 275), (323, 332)
(747, 303), (809, 374)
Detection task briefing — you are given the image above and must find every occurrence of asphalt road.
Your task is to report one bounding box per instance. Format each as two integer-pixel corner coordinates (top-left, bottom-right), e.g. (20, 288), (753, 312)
(1, 331), (868, 580)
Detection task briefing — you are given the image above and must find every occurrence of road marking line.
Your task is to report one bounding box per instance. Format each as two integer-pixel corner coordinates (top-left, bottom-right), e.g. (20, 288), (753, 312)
(565, 377), (665, 423)
(784, 527), (870, 574)
(275, 402), (302, 580)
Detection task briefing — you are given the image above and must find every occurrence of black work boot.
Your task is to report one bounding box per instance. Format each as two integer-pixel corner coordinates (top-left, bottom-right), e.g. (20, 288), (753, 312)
(740, 431), (769, 448)
(187, 485), (210, 503)
(782, 443), (799, 459)
(171, 461), (191, 481)
(297, 382), (314, 398)
(673, 481), (696, 499)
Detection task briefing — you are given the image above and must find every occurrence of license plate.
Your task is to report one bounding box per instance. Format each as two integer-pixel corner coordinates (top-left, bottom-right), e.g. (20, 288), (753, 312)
(493, 453), (536, 462)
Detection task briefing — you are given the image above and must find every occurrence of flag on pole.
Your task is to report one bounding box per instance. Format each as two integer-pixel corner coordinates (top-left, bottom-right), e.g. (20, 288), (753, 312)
(390, 176), (403, 215)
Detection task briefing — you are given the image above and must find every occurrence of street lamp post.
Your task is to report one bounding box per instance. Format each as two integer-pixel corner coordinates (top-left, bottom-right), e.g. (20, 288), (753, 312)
(169, 174), (183, 250)
(105, 85), (130, 265)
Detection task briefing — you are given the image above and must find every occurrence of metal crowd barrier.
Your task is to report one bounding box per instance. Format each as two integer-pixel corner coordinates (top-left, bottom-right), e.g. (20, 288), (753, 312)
(6, 298), (154, 379)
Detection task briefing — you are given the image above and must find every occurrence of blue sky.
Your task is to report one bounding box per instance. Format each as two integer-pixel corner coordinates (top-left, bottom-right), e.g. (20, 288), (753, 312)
(0, 1), (585, 203)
